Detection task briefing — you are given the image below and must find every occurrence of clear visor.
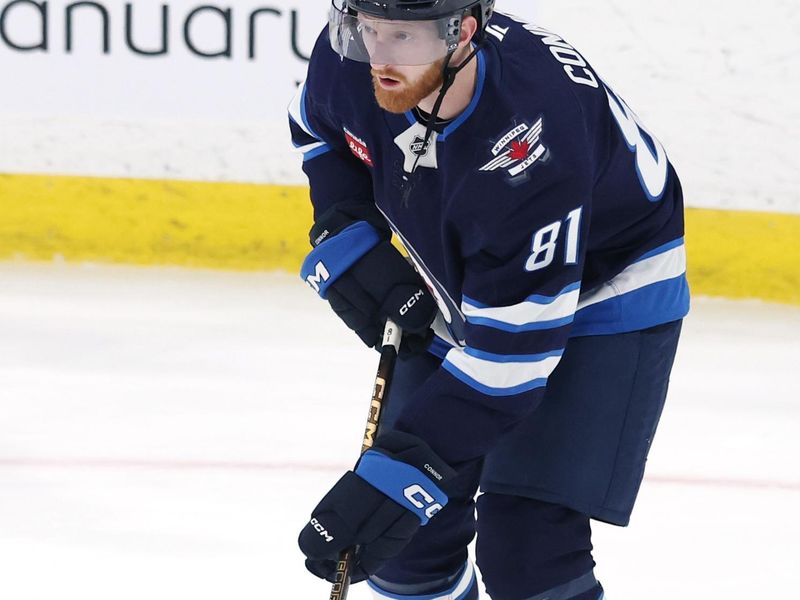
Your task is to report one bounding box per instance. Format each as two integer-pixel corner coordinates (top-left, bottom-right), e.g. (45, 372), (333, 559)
(329, 0), (459, 66)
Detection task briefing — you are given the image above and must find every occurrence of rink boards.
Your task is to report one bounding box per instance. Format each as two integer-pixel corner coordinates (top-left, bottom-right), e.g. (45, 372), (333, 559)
(1, 173), (798, 306)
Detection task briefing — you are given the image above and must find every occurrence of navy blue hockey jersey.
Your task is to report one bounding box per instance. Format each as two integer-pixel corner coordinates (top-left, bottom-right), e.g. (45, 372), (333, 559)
(289, 13), (690, 464)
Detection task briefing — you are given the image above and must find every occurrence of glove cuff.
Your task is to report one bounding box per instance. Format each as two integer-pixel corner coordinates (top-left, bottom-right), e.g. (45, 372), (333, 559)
(309, 200), (391, 247)
(300, 221), (381, 298)
(355, 431), (456, 526)
(355, 450), (448, 526)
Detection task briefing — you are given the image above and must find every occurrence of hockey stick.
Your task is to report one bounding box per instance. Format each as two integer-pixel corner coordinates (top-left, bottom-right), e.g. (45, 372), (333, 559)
(329, 319), (403, 600)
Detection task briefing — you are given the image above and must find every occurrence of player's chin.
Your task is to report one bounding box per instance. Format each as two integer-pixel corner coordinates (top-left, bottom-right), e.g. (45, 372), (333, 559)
(373, 87), (417, 114)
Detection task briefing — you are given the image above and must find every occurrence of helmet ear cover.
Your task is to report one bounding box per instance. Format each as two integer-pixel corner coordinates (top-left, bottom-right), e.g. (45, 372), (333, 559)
(440, 6), (488, 50)
(438, 5), (492, 47)
(440, 14), (464, 52)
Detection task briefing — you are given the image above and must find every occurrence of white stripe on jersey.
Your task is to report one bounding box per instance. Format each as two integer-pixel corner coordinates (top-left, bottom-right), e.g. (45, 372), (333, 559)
(287, 81), (320, 141)
(443, 347), (563, 396)
(292, 140), (327, 156)
(462, 282), (581, 330)
(577, 243), (686, 311)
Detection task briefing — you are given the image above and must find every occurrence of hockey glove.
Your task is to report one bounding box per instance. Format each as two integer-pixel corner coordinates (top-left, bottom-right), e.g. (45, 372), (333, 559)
(298, 431), (455, 584)
(301, 203), (438, 353)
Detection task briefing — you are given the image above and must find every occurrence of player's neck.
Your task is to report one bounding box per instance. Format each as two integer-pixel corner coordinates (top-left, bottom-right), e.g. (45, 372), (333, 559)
(416, 47), (478, 121)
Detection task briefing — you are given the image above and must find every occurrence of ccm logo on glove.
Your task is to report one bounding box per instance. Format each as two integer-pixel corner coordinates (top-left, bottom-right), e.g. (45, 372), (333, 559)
(404, 484), (444, 519)
(309, 518), (334, 543)
(399, 289), (427, 316)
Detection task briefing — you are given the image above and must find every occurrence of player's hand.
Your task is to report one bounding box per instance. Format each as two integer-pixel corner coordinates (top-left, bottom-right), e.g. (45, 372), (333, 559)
(302, 204), (438, 352)
(326, 241), (437, 352)
(298, 431), (454, 583)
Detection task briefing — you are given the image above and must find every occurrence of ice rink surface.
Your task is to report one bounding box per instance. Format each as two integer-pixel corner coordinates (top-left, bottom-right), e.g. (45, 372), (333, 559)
(1, 264), (798, 599)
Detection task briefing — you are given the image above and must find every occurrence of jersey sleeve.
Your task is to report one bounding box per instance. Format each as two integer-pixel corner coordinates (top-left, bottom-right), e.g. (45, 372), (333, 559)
(393, 107), (596, 466)
(287, 31), (376, 222)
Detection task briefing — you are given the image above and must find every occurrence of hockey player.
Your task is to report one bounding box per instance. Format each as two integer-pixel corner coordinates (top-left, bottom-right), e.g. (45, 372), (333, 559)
(292, 1), (689, 598)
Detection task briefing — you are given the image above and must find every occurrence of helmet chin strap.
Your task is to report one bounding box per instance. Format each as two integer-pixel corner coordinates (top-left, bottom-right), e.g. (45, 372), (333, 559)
(401, 40), (484, 206)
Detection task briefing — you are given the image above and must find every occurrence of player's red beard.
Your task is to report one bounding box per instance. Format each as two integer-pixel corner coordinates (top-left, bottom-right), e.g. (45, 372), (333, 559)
(371, 59), (446, 114)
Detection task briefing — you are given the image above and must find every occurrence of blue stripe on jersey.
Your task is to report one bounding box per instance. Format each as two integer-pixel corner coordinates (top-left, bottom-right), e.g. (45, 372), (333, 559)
(572, 273), (689, 336)
(443, 363), (548, 397)
(463, 347), (564, 364)
(303, 143), (332, 161)
(289, 120), (331, 159)
(464, 315), (574, 333)
(442, 346), (563, 397)
(299, 85), (324, 141)
(463, 281), (581, 309)
(573, 238), (689, 335)
(288, 118), (317, 147)
(429, 336), (453, 360)
(441, 49), (486, 141)
(636, 236), (685, 262)
(288, 83), (333, 161)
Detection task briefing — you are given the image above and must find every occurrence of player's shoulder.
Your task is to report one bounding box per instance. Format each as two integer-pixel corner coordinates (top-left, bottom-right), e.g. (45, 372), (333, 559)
(454, 16), (605, 248)
(464, 14), (607, 189)
(467, 15), (602, 183)
(482, 13), (606, 119)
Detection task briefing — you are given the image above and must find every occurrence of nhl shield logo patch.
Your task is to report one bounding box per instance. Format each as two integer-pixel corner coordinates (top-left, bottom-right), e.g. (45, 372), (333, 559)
(480, 118), (548, 182)
(395, 122), (439, 173)
(410, 135), (433, 158)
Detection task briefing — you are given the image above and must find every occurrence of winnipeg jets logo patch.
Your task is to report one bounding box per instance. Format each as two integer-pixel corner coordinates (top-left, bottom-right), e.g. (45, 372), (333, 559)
(480, 118), (548, 182)
(395, 122), (439, 173)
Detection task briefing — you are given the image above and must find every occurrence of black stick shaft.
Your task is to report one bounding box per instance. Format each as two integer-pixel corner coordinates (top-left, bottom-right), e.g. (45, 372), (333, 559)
(328, 320), (402, 600)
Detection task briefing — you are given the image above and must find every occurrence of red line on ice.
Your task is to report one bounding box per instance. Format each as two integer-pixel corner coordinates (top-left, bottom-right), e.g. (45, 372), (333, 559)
(0, 458), (798, 492)
(0, 458), (343, 473)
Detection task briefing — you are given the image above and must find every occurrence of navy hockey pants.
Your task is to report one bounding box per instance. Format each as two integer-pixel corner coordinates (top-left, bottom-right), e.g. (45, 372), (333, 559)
(372, 320), (682, 599)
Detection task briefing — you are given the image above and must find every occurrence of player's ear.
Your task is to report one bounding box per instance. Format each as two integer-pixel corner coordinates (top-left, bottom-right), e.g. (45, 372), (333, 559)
(458, 16), (478, 48)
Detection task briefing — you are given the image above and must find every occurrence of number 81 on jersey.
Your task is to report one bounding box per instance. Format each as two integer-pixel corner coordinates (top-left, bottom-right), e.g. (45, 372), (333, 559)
(526, 207), (583, 272)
